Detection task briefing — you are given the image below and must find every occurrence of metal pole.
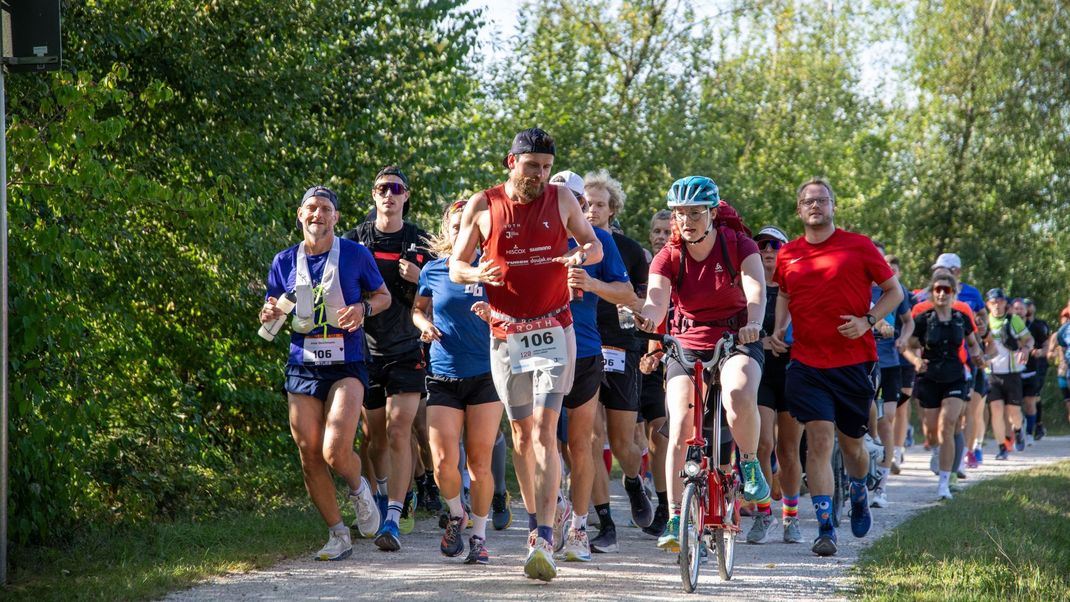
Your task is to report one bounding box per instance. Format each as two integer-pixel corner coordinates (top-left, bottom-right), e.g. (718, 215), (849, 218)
(1, 54), (8, 587)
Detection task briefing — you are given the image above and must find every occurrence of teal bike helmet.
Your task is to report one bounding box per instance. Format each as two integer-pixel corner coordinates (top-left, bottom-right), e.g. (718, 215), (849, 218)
(667, 176), (719, 207)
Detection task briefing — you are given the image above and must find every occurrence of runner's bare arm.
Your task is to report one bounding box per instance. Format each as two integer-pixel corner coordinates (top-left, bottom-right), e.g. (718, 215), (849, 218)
(555, 186), (603, 266)
(449, 192), (500, 285)
(337, 283), (391, 332)
(567, 267), (637, 306)
(838, 275), (903, 339)
(896, 308), (915, 352)
(412, 294), (442, 342)
(738, 253), (767, 344)
(635, 273), (670, 332)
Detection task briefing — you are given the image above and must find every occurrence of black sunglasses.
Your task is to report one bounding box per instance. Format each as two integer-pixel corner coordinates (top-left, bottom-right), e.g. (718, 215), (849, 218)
(375, 182), (408, 196)
(757, 239), (783, 251)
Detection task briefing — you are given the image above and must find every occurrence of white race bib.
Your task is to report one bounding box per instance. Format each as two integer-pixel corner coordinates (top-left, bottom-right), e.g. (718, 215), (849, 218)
(506, 317), (567, 374)
(302, 334), (345, 365)
(601, 346), (626, 373)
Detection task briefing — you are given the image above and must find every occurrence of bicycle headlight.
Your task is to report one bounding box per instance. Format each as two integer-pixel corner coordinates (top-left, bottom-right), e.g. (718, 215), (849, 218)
(684, 460), (702, 477)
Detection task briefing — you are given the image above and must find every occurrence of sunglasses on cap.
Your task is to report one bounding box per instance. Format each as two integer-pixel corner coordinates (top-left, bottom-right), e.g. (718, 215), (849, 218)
(757, 239), (783, 251)
(374, 182), (408, 196)
(447, 199), (467, 215)
(933, 285), (954, 295)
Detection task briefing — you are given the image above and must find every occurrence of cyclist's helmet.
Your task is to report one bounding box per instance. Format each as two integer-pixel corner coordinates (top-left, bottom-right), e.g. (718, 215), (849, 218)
(667, 176), (719, 207)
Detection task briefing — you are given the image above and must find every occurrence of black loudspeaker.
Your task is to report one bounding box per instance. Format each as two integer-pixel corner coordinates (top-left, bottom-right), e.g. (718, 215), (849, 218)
(2, 0), (62, 73)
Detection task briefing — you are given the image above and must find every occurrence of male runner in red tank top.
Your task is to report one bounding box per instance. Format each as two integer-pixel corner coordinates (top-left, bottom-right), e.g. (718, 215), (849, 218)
(450, 128), (602, 582)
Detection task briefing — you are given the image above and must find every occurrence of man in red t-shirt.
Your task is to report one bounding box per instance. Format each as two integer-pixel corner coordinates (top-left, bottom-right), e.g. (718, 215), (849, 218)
(450, 128), (603, 582)
(770, 177), (903, 557)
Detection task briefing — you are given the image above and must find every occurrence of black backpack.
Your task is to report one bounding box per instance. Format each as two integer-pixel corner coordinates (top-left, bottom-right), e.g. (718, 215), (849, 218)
(1000, 317), (1020, 352)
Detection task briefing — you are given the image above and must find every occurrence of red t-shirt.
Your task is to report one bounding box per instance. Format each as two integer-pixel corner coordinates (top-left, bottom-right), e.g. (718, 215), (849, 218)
(911, 300), (975, 366)
(773, 228), (894, 369)
(649, 229), (759, 350)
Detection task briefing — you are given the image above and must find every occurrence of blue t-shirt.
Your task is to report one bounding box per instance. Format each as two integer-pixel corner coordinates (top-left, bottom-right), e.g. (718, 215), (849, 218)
(1057, 323), (1070, 367)
(872, 284), (912, 368)
(957, 283), (984, 314)
(417, 257), (491, 378)
(569, 228), (630, 359)
(267, 237), (384, 365)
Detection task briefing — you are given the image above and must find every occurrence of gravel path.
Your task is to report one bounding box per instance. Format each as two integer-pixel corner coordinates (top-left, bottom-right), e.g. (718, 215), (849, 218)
(164, 435), (1070, 601)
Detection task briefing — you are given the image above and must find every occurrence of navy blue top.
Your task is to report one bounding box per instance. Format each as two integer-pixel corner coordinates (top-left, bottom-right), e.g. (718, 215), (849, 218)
(569, 228), (630, 359)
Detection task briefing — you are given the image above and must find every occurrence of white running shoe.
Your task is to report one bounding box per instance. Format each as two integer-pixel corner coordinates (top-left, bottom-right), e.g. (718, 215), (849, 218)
(553, 499), (573, 553)
(870, 487), (889, 508)
(315, 529), (353, 561)
(937, 484), (953, 500)
(563, 527), (592, 562)
(524, 536), (557, 581)
(349, 478), (382, 538)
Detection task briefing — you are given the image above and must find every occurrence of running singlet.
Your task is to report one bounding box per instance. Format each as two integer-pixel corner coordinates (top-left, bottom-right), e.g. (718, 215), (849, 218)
(481, 183), (571, 340)
(569, 229), (630, 359)
(649, 231), (759, 350)
(417, 257), (490, 378)
(266, 237), (384, 365)
(913, 308), (975, 382)
(774, 228), (894, 369)
(987, 313), (1030, 374)
(912, 300), (975, 366)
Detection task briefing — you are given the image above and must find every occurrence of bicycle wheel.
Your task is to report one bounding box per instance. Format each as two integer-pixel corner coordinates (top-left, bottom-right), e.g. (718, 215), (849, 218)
(714, 479), (737, 580)
(679, 482), (704, 593)
(831, 447), (846, 528)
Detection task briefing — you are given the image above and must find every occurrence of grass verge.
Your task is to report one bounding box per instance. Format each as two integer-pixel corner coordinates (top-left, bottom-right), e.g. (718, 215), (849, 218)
(2, 504), (324, 602)
(852, 460), (1070, 601)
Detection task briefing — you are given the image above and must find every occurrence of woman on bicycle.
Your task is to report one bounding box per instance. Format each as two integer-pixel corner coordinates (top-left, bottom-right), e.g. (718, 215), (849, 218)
(901, 272), (983, 500)
(634, 176), (768, 550)
(413, 199), (504, 564)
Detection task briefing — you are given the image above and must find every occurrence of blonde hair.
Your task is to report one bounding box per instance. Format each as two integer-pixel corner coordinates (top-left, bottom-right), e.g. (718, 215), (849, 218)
(426, 199), (467, 258)
(584, 169), (627, 216)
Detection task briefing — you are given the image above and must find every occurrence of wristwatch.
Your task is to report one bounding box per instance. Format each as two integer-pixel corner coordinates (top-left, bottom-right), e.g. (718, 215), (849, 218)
(362, 300), (373, 319)
(864, 314), (877, 327)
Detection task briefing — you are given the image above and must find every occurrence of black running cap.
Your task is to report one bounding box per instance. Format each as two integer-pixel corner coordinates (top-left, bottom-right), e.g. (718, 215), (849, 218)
(503, 128), (555, 168)
(986, 288), (1007, 301)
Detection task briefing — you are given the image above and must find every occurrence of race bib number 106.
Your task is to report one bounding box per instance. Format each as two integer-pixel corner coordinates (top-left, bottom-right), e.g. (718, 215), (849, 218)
(506, 317), (567, 374)
(302, 334), (345, 365)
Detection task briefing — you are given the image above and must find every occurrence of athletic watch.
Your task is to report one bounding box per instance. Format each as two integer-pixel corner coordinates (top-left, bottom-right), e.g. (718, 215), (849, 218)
(864, 313), (877, 327)
(362, 300), (373, 319)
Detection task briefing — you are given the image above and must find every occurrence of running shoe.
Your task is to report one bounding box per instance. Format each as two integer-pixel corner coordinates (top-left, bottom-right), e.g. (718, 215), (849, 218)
(523, 536), (557, 581)
(374, 519), (401, 552)
(995, 445), (1009, 461)
(315, 529), (353, 561)
(623, 475), (654, 528)
(491, 492), (512, 530)
(812, 529), (838, 557)
(904, 425), (914, 448)
(424, 478), (442, 513)
(741, 459), (771, 502)
(642, 505), (669, 538)
(464, 535), (489, 565)
(949, 472), (962, 492)
(441, 512), (467, 557)
(930, 448), (940, 475)
(348, 481), (382, 539)
(965, 449), (978, 469)
(526, 529), (537, 553)
(783, 516), (803, 543)
(657, 515), (680, 551)
(563, 527), (592, 562)
(374, 493), (388, 529)
(1026, 433), (1035, 447)
(552, 499), (572, 553)
(974, 445), (984, 464)
(1014, 429), (1025, 452)
(1035, 424), (1046, 441)
(399, 490), (416, 535)
(849, 485), (871, 538)
(745, 513), (778, 544)
(955, 469), (967, 480)
(870, 486), (888, 508)
(590, 522), (618, 553)
(937, 484), (953, 500)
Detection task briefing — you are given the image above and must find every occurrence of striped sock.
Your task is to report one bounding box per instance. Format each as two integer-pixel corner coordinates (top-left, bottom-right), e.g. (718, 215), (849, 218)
(757, 498), (772, 516)
(386, 501), (403, 524)
(782, 494), (799, 519)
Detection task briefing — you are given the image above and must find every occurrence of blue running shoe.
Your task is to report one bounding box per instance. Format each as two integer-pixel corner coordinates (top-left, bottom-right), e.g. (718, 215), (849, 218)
(375, 519), (401, 552)
(995, 445), (1009, 460)
(465, 535), (489, 565)
(812, 527), (838, 556)
(974, 446), (984, 464)
(741, 459), (771, 502)
(905, 424), (914, 448)
(440, 512), (467, 557)
(1014, 429), (1025, 452)
(849, 484), (871, 538)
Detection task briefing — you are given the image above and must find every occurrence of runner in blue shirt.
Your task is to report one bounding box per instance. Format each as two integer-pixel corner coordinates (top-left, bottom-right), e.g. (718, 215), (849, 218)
(413, 199), (503, 566)
(551, 171), (636, 562)
(260, 185), (391, 561)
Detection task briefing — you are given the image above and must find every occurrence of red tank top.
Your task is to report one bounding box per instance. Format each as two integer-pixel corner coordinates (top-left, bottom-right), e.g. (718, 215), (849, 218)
(481, 183), (572, 339)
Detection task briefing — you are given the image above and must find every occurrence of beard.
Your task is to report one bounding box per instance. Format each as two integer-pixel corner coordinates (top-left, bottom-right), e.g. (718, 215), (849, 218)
(510, 171), (545, 202)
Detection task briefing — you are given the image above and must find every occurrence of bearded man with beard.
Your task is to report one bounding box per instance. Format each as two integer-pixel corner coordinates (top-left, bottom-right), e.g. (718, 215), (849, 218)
(449, 128), (603, 581)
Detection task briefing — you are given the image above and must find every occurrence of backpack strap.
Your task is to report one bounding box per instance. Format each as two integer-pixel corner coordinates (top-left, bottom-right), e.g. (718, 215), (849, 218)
(717, 226), (739, 285)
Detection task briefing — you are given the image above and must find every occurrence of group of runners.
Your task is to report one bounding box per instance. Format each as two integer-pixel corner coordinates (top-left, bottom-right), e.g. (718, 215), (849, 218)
(259, 127), (1069, 581)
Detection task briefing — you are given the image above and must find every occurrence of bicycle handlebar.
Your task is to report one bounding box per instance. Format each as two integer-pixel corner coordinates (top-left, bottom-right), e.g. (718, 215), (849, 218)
(635, 328), (766, 372)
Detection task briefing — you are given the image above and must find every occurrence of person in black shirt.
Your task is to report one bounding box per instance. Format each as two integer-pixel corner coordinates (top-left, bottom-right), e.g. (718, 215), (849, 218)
(1021, 298), (1050, 441)
(901, 273), (984, 501)
(342, 165), (431, 551)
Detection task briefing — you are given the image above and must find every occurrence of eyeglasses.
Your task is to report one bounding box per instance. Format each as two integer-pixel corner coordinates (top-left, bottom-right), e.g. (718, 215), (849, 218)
(672, 209), (708, 222)
(757, 239), (783, 251)
(374, 182), (408, 196)
(798, 197), (832, 209)
(933, 285), (954, 295)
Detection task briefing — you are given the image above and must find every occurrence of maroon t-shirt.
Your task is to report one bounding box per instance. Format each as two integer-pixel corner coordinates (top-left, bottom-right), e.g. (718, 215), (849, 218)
(649, 229), (758, 350)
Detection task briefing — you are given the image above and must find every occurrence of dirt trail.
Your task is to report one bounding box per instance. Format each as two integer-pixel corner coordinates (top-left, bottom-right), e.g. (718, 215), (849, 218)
(164, 436), (1070, 601)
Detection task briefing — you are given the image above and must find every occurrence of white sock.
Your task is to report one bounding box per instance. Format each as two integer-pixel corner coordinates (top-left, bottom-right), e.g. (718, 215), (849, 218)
(879, 466), (890, 479)
(571, 511), (587, 531)
(329, 520), (347, 535)
(938, 471), (950, 487)
(387, 500), (403, 523)
(446, 495), (464, 518)
(472, 513), (489, 539)
(352, 477), (368, 497)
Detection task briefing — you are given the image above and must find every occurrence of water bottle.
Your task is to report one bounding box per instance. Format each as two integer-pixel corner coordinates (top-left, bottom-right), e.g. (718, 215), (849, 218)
(258, 291), (297, 341)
